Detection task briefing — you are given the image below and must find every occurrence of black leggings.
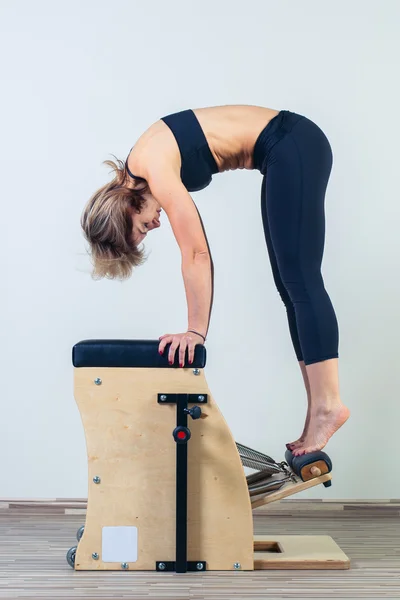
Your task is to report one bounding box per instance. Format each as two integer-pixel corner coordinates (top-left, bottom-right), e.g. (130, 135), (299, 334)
(253, 110), (338, 365)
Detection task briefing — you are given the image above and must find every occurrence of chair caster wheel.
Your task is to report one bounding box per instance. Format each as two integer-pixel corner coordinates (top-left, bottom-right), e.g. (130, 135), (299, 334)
(76, 525), (85, 542)
(66, 546), (77, 568)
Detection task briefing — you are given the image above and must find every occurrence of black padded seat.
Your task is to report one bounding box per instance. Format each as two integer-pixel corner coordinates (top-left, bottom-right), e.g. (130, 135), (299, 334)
(72, 339), (207, 369)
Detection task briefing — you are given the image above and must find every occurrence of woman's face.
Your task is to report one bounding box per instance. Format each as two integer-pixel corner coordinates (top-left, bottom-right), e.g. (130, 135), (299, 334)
(131, 194), (162, 244)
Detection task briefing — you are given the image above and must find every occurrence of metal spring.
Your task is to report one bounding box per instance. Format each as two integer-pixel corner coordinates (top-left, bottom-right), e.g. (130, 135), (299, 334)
(236, 442), (288, 475)
(236, 442), (277, 466)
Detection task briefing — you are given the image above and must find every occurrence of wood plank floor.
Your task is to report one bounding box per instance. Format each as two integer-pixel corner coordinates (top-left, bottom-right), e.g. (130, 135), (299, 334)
(1, 501), (400, 599)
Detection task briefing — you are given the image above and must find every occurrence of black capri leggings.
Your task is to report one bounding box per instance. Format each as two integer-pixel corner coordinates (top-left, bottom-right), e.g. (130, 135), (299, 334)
(253, 110), (338, 365)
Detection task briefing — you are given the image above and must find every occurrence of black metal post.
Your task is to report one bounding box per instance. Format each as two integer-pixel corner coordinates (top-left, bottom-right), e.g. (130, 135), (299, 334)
(175, 393), (188, 573)
(156, 392), (207, 573)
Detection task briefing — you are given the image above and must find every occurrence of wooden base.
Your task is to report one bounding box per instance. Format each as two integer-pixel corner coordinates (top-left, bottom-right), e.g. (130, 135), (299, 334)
(254, 535), (350, 570)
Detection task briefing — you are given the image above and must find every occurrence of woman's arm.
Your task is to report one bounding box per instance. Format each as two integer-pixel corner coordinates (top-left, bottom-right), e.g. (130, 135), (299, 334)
(181, 251), (213, 339)
(146, 165), (214, 360)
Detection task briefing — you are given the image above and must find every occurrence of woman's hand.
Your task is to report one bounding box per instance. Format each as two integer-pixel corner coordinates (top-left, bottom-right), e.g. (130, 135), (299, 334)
(158, 331), (205, 366)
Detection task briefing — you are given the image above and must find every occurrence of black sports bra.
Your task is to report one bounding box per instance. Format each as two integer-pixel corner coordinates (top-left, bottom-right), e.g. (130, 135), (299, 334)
(126, 109), (219, 192)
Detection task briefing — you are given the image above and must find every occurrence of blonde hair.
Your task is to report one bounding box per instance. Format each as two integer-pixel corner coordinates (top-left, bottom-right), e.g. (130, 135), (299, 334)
(81, 156), (150, 281)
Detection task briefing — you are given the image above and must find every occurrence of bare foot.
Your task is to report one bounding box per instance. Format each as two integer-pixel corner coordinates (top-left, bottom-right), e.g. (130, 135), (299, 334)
(286, 411), (311, 451)
(286, 437), (305, 451)
(292, 403), (350, 456)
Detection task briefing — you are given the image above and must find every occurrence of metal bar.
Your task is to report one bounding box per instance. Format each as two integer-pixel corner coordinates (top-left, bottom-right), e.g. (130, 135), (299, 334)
(175, 393), (188, 573)
(246, 468), (276, 485)
(240, 456), (284, 472)
(248, 477), (289, 497)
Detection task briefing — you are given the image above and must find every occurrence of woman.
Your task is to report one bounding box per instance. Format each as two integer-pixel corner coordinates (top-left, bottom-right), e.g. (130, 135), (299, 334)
(81, 105), (350, 456)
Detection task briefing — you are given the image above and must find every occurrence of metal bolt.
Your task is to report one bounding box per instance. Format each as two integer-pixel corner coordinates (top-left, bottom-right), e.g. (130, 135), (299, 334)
(193, 369), (200, 376)
(198, 395), (205, 401)
(121, 562), (129, 570)
(94, 378), (102, 385)
(160, 394), (167, 401)
(92, 552), (99, 560)
(93, 476), (101, 484)
(196, 562), (204, 570)
(233, 562), (241, 570)
(158, 562), (166, 570)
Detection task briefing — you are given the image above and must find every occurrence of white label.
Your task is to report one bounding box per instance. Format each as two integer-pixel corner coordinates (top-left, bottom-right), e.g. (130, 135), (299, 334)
(102, 526), (138, 563)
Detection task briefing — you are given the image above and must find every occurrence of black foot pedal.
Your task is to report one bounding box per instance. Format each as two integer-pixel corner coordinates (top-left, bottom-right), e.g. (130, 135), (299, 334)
(285, 449), (332, 482)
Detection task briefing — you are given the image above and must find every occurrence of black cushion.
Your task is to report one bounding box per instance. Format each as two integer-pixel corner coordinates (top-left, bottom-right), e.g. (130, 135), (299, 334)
(285, 448), (332, 479)
(72, 339), (207, 368)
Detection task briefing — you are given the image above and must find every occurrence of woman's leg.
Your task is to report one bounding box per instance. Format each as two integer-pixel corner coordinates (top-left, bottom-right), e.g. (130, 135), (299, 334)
(299, 358), (349, 455)
(288, 361), (312, 448)
(260, 176), (311, 447)
(262, 117), (349, 455)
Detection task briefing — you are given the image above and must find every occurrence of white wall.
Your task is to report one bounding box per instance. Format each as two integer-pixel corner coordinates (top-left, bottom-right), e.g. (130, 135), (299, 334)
(2, 0), (399, 500)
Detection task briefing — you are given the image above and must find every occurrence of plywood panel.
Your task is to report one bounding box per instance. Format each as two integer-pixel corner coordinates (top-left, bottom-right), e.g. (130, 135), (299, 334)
(73, 366), (254, 571)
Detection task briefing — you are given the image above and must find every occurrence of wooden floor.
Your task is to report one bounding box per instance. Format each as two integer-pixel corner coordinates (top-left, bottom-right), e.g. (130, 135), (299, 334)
(1, 500), (400, 599)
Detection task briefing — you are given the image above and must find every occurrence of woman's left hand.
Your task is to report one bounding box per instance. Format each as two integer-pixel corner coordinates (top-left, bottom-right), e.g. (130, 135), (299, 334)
(158, 331), (205, 367)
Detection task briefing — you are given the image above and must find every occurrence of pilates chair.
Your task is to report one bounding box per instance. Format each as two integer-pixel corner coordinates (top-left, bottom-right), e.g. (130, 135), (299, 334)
(66, 339), (350, 573)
